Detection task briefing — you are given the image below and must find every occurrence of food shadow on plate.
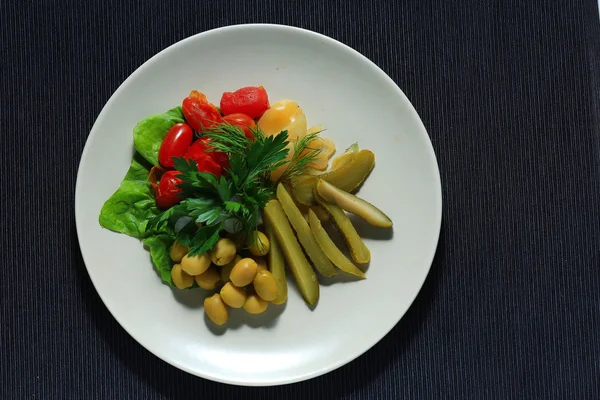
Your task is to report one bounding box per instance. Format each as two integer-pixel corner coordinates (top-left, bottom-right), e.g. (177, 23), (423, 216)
(171, 287), (206, 308)
(347, 214), (394, 241)
(171, 286), (287, 334)
(203, 302), (287, 335)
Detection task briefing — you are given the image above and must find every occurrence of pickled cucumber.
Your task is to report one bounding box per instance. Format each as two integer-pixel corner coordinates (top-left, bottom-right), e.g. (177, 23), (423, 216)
(277, 184), (337, 277)
(264, 200), (319, 305)
(315, 194), (371, 264)
(308, 210), (366, 279)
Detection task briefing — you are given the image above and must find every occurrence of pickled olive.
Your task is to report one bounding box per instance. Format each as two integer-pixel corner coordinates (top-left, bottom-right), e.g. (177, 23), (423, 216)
(308, 210), (366, 279)
(220, 282), (247, 308)
(253, 270), (279, 302)
(220, 255), (242, 283)
(315, 195), (371, 264)
(316, 179), (392, 228)
(290, 149), (375, 206)
(331, 143), (359, 170)
(194, 266), (221, 290)
(276, 184), (336, 277)
(181, 252), (211, 276)
(171, 264), (194, 289)
(204, 294), (228, 326)
(248, 231), (270, 256)
(243, 293), (269, 314)
(230, 258), (258, 287)
(265, 220), (287, 305)
(169, 241), (189, 263)
(264, 199), (319, 305)
(210, 238), (237, 266)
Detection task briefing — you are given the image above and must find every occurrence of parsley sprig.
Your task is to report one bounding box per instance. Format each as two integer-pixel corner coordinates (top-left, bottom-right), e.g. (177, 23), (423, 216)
(146, 124), (322, 256)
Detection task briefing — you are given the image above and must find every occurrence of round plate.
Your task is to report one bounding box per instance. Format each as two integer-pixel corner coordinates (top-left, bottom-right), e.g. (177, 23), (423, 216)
(75, 24), (442, 386)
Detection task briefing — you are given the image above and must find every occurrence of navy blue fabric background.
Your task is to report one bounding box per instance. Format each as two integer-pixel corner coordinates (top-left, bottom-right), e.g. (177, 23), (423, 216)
(2, 0), (600, 398)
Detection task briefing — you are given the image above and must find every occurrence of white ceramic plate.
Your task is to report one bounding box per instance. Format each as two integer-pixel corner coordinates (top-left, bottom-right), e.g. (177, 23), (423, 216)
(75, 24), (442, 386)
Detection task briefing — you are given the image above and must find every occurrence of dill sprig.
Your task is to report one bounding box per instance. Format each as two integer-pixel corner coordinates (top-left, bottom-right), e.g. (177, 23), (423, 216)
(202, 124), (253, 154)
(277, 131), (323, 182)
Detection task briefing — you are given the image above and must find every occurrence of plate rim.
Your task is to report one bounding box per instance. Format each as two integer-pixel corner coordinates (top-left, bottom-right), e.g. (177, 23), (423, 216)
(75, 23), (443, 386)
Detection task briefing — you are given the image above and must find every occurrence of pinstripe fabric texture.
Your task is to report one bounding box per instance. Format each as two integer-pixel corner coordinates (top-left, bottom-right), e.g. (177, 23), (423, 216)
(2, 0), (600, 398)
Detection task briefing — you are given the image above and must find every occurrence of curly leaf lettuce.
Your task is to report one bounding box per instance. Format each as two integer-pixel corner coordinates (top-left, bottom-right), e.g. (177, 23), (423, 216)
(99, 153), (159, 238)
(100, 108), (188, 286)
(142, 234), (174, 286)
(133, 107), (185, 166)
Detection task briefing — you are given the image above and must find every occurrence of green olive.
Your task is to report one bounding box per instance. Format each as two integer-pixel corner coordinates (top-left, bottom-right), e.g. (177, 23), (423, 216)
(248, 231), (270, 256)
(220, 254), (242, 283)
(195, 266), (221, 290)
(230, 258), (258, 287)
(169, 241), (189, 263)
(204, 293), (228, 326)
(171, 263), (194, 289)
(181, 252), (211, 276)
(253, 270), (279, 302)
(243, 293), (269, 314)
(220, 282), (247, 308)
(210, 238), (237, 266)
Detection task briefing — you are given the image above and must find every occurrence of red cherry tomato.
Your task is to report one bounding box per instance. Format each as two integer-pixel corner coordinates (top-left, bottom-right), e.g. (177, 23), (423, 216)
(185, 138), (230, 171)
(155, 170), (184, 209)
(148, 165), (166, 191)
(220, 86), (270, 119)
(222, 113), (257, 139)
(182, 90), (223, 132)
(158, 123), (193, 168)
(194, 154), (222, 179)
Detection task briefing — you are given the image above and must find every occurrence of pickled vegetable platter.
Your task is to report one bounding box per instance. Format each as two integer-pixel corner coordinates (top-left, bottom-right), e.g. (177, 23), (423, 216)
(76, 24), (443, 384)
(99, 85), (393, 327)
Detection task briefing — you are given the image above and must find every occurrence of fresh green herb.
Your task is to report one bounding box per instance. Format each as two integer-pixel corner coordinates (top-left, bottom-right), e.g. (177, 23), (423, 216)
(146, 125), (304, 256)
(203, 124), (257, 154)
(278, 131), (323, 181)
(101, 109), (328, 285)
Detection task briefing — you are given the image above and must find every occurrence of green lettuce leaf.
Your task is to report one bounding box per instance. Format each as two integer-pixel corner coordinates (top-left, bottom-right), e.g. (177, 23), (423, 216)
(99, 153), (159, 238)
(133, 107), (185, 166)
(142, 234), (174, 286)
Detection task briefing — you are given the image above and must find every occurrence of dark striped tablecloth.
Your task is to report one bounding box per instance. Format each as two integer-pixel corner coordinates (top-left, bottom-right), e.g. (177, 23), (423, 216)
(2, 1), (600, 398)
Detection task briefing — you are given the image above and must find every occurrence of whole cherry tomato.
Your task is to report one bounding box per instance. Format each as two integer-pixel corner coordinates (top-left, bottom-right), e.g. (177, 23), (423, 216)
(222, 113), (257, 139)
(185, 138), (229, 171)
(182, 90), (223, 132)
(148, 165), (166, 191)
(155, 170), (184, 209)
(220, 86), (270, 119)
(194, 154), (222, 179)
(158, 123), (193, 168)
